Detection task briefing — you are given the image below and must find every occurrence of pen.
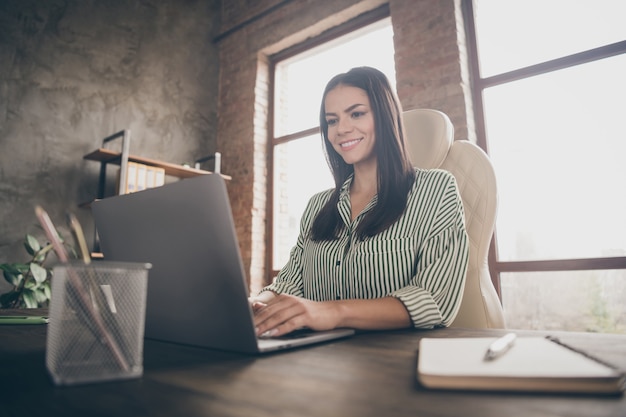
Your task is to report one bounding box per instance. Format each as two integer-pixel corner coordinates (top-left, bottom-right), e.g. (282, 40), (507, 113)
(66, 211), (131, 358)
(35, 206), (130, 371)
(484, 332), (516, 361)
(67, 212), (91, 265)
(0, 316), (49, 325)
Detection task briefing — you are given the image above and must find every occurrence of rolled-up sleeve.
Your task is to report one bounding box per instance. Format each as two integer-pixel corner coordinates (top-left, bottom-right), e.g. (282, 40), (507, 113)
(391, 172), (468, 327)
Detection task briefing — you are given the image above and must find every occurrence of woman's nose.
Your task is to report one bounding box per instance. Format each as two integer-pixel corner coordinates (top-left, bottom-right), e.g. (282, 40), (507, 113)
(337, 117), (353, 134)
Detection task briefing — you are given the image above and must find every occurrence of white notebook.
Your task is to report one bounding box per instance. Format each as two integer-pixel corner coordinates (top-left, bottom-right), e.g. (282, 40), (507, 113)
(417, 336), (625, 395)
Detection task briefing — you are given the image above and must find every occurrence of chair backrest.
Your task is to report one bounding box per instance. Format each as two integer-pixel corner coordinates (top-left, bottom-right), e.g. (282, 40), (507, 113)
(402, 109), (506, 328)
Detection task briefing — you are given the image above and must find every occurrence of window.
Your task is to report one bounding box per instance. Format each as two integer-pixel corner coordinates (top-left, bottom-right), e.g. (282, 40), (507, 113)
(269, 13), (395, 278)
(466, 0), (626, 332)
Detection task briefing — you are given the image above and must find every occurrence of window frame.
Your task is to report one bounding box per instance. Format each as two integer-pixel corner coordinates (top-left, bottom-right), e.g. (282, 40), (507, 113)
(462, 0), (626, 297)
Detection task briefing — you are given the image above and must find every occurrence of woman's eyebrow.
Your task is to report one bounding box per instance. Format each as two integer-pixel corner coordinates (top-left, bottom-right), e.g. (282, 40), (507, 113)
(344, 103), (366, 113)
(325, 103), (366, 117)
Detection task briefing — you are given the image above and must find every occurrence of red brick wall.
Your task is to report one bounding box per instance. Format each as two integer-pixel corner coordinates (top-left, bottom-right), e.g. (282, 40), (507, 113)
(391, 0), (475, 140)
(216, 0), (474, 293)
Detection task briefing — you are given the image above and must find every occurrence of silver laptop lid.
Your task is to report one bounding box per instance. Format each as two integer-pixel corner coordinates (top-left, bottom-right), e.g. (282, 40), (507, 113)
(92, 174), (260, 353)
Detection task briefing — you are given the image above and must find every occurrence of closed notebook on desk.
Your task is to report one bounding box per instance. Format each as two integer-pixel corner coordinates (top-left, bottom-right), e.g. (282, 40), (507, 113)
(417, 336), (625, 395)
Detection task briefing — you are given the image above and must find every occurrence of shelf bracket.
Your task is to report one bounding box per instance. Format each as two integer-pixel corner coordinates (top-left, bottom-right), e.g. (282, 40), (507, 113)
(194, 152), (221, 174)
(98, 130), (131, 198)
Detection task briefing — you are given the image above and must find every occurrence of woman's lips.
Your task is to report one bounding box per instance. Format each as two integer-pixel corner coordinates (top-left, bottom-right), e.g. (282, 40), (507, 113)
(339, 138), (363, 150)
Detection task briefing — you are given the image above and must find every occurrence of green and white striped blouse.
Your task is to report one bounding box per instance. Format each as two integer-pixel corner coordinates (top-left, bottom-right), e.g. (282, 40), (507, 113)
(263, 168), (469, 328)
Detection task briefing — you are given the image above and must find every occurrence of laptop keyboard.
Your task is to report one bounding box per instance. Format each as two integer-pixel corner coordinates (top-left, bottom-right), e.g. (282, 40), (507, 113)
(269, 328), (315, 340)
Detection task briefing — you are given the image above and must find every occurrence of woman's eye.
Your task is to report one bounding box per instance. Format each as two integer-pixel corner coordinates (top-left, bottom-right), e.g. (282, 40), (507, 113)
(351, 111), (364, 119)
(326, 119), (337, 126)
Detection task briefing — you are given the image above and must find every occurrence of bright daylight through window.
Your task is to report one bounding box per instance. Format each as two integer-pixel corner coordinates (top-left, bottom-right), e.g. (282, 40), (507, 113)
(473, 0), (626, 333)
(271, 18), (395, 272)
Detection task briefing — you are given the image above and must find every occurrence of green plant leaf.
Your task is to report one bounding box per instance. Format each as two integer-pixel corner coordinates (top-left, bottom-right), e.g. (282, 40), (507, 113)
(24, 278), (37, 290)
(22, 290), (37, 308)
(1, 263), (28, 274)
(3, 270), (23, 287)
(34, 288), (49, 303)
(0, 291), (20, 308)
(2, 269), (14, 285)
(43, 281), (51, 299)
(24, 234), (41, 256)
(30, 263), (48, 284)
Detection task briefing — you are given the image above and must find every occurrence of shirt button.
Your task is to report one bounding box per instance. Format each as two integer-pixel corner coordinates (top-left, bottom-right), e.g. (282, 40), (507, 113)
(336, 295), (341, 300)
(335, 260), (340, 266)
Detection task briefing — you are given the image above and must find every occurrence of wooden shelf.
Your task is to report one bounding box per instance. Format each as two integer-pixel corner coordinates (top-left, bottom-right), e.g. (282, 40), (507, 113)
(84, 148), (232, 180)
(83, 132), (230, 255)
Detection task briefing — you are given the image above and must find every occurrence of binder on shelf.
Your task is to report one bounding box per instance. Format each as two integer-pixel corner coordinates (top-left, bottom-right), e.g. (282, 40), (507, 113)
(136, 164), (146, 192)
(116, 162), (137, 194)
(116, 163), (165, 195)
(126, 162), (138, 193)
(154, 168), (165, 187)
(145, 166), (165, 189)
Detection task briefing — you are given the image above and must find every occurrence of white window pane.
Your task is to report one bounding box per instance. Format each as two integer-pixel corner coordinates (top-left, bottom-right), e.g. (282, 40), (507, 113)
(501, 270), (626, 333)
(484, 54), (626, 261)
(272, 135), (334, 268)
(274, 18), (395, 137)
(474, 0), (626, 77)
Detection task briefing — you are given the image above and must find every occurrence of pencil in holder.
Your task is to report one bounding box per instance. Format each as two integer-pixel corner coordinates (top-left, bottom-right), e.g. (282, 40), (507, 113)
(46, 261), (150, 385)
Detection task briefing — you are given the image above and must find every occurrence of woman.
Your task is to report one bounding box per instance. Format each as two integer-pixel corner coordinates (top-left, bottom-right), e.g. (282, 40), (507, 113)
(253, 66), (468, 337)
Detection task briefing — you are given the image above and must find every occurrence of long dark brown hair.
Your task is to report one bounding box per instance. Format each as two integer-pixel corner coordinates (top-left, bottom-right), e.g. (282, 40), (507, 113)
(311, 66), (415, 241)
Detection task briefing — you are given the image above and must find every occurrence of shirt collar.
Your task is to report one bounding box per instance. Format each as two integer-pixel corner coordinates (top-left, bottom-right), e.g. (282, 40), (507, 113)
(337, 174), (379, 225)
(338, 174), (354, 203)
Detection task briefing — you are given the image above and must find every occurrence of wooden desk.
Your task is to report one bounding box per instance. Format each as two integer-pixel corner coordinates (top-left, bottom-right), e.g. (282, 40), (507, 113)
(1, 309), (625, 417)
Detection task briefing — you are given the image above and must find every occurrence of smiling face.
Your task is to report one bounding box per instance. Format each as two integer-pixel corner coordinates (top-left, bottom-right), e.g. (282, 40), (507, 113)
(324, 84), (376, 168)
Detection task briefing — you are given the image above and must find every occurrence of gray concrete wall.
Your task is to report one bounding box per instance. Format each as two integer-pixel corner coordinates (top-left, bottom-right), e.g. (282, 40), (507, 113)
(0, 0), (221, 294)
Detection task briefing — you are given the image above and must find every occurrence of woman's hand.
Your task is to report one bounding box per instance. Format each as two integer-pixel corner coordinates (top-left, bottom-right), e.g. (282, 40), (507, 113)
(249, 291), (277, 314)
(252, 294), (339, 338)
(251, 292), (412, 337)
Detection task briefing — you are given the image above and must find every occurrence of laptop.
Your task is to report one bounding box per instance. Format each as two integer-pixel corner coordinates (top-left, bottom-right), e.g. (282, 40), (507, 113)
(92, 174), (354, 353)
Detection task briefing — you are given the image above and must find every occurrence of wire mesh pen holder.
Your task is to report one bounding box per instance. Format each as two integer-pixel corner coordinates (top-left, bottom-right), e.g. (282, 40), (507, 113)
(46, 261), (150, 386)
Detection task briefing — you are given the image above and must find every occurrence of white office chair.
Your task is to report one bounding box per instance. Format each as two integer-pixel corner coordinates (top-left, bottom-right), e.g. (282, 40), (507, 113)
(403, 108), (506, 328)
